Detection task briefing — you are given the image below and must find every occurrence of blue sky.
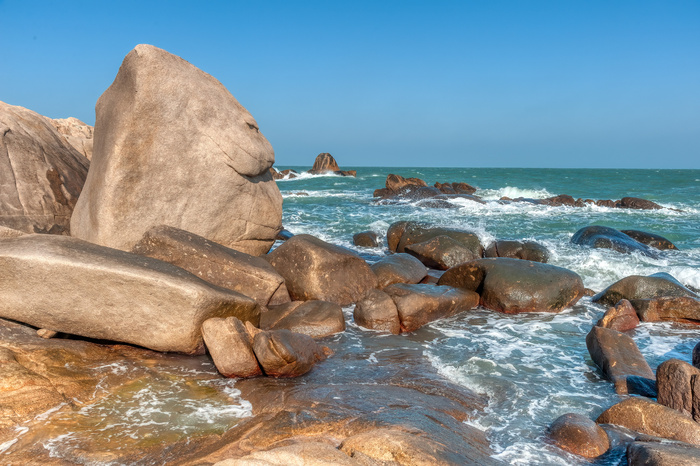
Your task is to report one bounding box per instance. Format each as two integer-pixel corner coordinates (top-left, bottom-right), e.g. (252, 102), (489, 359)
(1, 1), (698, 168)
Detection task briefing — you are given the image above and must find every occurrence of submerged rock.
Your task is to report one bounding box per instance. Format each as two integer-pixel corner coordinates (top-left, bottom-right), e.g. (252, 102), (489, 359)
(307, 153), (356, 176)
(70, 44), (282, 255)
(571, 225), (658, 257)
(547, 413), (610, 458)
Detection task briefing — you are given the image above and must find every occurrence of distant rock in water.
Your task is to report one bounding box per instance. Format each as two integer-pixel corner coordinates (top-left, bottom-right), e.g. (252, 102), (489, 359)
(270, 167), (298, 180)
(307, 153), (356, 176)
(47, 116), (94, 160)
(505, 194), (665, 210)
(0, 100), (90, 235)
(374, 174), (483, 207)
(70, 44), (283, 256)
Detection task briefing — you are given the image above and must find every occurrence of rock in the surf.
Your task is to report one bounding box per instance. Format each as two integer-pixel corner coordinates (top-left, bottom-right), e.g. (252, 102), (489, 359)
(0, 234), (260, 354)
(352, 230), (380, 247)
(484, 240), (550, 263)
(438, 258), (584, 314)
(620, 229), (678, 250)
(131, 225), (290, 306)
(627, 441), (700, 466)
(201, 316), (262, 378)
(0, 100), (89, 234)
(393, 222), (484, 258)
(632, 297), (700, 324)
(656, 358), (700, 418)
(547, 413), (610, 458)
(370, 253), (427, 289)
(405, 235), (481, 270)
(70, 44), (282, 256)
(571, 225), (657, 257)
(596, 397), (700, 445)
(617, 197), (662, 210)
(307, 153), (356, 176)
(386, 220), (411, 252)
(586, 326), (654, 395)
(252, 329), (326, 377)
(353, 289), (401, 334)
(261, 300), (345, 339)
(596, 299), (639, 332)
(265, 234), (378, 305)
(48, 116), (94, 160)
(592, 273), (698, 307)
(434, 181), (477, 195)
(373, 174), (427, 198)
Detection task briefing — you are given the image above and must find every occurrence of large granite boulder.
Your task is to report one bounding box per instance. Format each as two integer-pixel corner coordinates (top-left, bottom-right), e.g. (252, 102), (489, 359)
(592, 273), (698, 307)
(392, 222), (483, 258)
(547, 413), (609, 458)
(596, 299), (639, 331)
(571, 225), (657, 257)
(265, 234), (378, 305)
(405, 235), (481, 270)
(353, 289), (401, 334)
(370, 253), (427, 289)
(352, 230), (380, 247)
(201, 316), (262, 378)
(47, 116), (94, 160)
(0, 234), (259, 354)
(0, 100), (89, 234)
(70, 44), (282, 256)
(484, 240), (550, 263)
(438, 258), (584, 314)
(627, 441), (700, 466)
(633, 297), (700, 324)
(131, 225), (290, 306)
(586, 326), (654, 394)
(307, 153), (355, 176)
(253, 329), (327, 377)
(262, 300), (345, 339)
(620, 230), (678, 250)
(656, 359), (700, 418)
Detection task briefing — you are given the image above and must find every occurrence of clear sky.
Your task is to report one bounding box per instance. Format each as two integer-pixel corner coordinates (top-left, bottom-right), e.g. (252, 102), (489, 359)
(1, 1), (698, 168)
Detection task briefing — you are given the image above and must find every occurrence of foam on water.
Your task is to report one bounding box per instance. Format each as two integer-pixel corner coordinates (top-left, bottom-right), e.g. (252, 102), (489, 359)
(478, 186), (554, 200)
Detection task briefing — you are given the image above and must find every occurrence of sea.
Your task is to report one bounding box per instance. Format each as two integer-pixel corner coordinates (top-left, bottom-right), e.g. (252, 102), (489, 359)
(2, 167), (699, 465)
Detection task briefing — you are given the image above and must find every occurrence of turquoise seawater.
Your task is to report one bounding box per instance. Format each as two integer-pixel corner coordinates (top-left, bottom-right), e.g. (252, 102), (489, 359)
(277, 167), (700, 465)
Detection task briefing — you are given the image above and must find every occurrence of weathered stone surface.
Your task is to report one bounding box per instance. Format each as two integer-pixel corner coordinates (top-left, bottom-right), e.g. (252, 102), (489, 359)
(214, 441), (355, 465)
(387, 221), (411, 252)
(439, 258), (584, 314)
(202, 317), (262, 378)
(263, 300), (345, 339)
(131, 225), (289, 306)
(694, 342), (700, 369)
(593, 273), (698, 307)
(656, 358), (700, 417)
(434, 181), (477, 195)
(692, 375), (700, 423)
(353, 289), (401, 334)
(269, 167), (299, 180)
(352, 230), (380, 247)
(571, 225), (657, 257)
(70, 44), (282, 255)
(547, 413), (610, 458)
(621, 229), (678, 250)
(627, 441), (700, 466)
(484, 240), (550, 263)
(586, 326), (654, 394)
(618, 197), (662, 210)
(370, 253), (427, 289)
(0, 234), (260, 354)
(405, 235), (481, 270)
(253, 330), (326, 378)
(596, 299), (639, 331)
(307, 153), (355, 176)
(395, 223), (483, 257)
(596, 397), (700, 445)
(0, 225), (25, 238)
(265, 234), (378, 305)
(384, 284), (479, 333)
(0, 100), (89, 234)
(632, 297), (700, 324)
(48, 116), (94, 160)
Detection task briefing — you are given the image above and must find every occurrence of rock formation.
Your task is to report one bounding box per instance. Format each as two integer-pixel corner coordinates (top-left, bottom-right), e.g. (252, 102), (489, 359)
(47, 116), (94, 160)
(307, 153), (356, 176)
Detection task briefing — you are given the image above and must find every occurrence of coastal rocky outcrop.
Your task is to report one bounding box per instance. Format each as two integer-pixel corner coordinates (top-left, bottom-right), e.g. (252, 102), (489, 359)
(307, 153), (356, 176)
(571, 225), (659, 257)
(0, 100), (89, 234)
(70, 44), (282, 256)
(265, 234), (378, 305)
(506, 194), (664, 210)
(484, 239), (550, 263)
(269, 167), (299, 180)
(0, 234), (260, 354)
(438, 258), (584, 313)
(47, 116), (94, 160)
(373, 174), (482, 206)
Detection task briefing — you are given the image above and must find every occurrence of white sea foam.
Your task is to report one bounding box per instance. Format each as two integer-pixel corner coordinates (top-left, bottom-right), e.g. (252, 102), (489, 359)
(478, 186), (554, 200)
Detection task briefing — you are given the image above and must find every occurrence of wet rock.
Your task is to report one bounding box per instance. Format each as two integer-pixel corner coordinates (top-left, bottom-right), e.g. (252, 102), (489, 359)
(656, 358), (700, 417)
(253, 329), (326, 378)
(434, 181), (477, 195)
(632, 297), (700, 324)
(484, 240), (550, 263)
(269, 167), (299, 180)
(353, 289), (401, 334)
(394, 222), (483, 258)
(373, 174), (427, 199)
(265, 234), (378, 305)
(0, 234), (260, 354)
(132, 225), (290, 306)
(70, 44), (282, 256)
(596, 397), (700, 445)
(263, 300), (345, 339)
(405, 235), (481, 270)
(0, 100), (89, 234)
(386, 221), (411, 252)
(586, 326), (654, 394)
(621, 229), (678, 250)
(571, 225), (657, 257)
(547, 413), (610, 458)
(439, 258), (584, 314)
(370, 253), (427, 289)
(307, 153), (355, 176)
(276, 228), (294, 241)
(627, 441), (700, 466)
(618, 197), (662, 210)
(539, 194), (582, 207)
(352, 230), (380, 247)
(596, 299), (639, 331)
(694, 342), (700, 369)
(592, 273), (698, 307)
(214, 441), (355, 465)
(384, 283), (479, 333)
(201, 316), (262, 378)
(48, 116), (94, 160)
(627, 375), (658, 398)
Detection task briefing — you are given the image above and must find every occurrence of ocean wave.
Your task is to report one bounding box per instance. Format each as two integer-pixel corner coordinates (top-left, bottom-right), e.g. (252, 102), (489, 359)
(275, 171), (346, 181)
(478, 186), (554, 201)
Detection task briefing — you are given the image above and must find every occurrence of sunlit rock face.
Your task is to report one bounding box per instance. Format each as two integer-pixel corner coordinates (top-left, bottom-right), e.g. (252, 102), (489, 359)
(70, 44), (282, 256)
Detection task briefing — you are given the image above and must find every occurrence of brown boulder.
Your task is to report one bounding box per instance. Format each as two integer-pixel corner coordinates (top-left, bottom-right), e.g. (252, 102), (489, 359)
(353, 289), (401, 334)
(253, 329), (326, 378)
(596, 397), (700, 444)
(48, 116), (94, 160)
(618, 197), (662, 210)
(405, 235), (481, 270)
(265, 234), (378, 305)
(632, 297), (700, 324)
(70, 44), (282, 256)
(395, 222), (483, 257)
(307, 153), (355, 176)
(387, 220), (411, 252)
(586, 326), (654, 394)
(352, 230), (380, 247)
(547, 413), (610, 458)
(621, 229), (678, 250)
(0, 100), (89, 234)
(201, 317), (262, 378)
(131, 224), (290, 306)
(592, 273), (698, 307)
(596, 299), (639, 331)
(484, 240), (550, 263)
(262, 300), (345, 339)
(656, 358), (700, 417)
(370, 253), (427, 289)
(627, 441), (700, 466)
(434, 181), (477, 195)
(385, 174), (427, 192)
